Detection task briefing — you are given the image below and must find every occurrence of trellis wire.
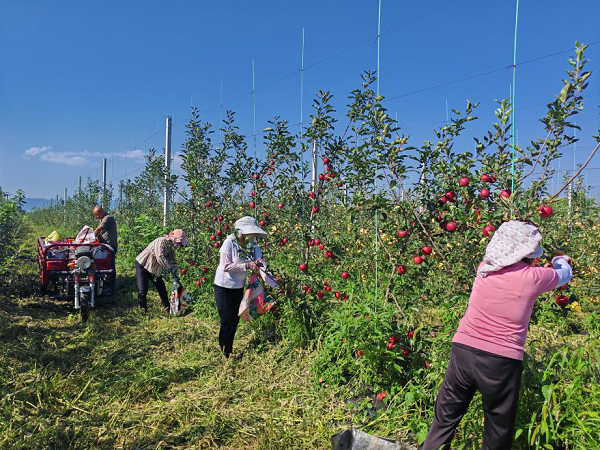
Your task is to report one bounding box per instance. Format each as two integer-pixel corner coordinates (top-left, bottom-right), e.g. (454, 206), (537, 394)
(374, 0), (382, 310)
(510, 0), (519, 219)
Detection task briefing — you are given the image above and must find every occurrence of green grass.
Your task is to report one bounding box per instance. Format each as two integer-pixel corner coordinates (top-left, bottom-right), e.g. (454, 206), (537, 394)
(0, 225), (351, 449)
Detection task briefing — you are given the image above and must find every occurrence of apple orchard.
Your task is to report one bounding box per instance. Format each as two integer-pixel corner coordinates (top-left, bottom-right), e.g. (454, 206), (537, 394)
(32, 44), (600, 447)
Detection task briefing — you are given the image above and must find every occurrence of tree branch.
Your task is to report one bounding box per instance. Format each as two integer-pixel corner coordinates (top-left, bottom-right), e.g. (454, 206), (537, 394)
(549, 139), (600, 201)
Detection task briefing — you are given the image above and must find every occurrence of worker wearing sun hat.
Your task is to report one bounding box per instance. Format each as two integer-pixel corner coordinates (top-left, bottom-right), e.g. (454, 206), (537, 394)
(213, 216), (268, 358)
(423, 220), (573, 450)
(135, 229), (188, 313)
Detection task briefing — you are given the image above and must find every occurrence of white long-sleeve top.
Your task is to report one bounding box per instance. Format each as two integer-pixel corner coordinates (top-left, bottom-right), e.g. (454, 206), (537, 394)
(213, 237), (263, 289)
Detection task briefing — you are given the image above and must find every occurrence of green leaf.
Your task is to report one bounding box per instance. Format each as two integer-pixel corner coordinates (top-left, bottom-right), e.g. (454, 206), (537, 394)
(559, 82), (570, 103)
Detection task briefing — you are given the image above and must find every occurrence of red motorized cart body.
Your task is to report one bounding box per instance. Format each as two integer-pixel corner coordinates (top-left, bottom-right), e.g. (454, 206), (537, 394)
(37, 237), (115, 295)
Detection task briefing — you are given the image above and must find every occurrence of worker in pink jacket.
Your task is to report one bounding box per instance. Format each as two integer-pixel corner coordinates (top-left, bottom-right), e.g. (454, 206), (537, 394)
(423, 220), (573, 450)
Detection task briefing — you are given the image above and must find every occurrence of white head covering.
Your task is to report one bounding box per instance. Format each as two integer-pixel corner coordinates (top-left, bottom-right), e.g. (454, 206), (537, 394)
(478, 220), (544, 276)
(233, 216), (267, 239)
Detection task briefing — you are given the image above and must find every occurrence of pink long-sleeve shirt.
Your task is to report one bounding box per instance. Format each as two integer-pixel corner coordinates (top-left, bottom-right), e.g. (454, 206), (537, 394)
(452, 258), (572, 360)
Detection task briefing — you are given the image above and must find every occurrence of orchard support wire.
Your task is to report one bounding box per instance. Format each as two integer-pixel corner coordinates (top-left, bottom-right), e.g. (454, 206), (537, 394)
(163, 116), (172, 227)
(374, 0), (382, 310)
(510, 0), (520, 218)
(299, 27), (307, 254)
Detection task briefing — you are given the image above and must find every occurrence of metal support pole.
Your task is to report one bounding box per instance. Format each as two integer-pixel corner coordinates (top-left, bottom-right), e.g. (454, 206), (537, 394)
(567, 171), (573, 222)
(311, 139), (317, 191)
(102, 158), (107, 208)
(63, 188), (67, 223)
(78, 176), (82, 194)
(163, 116), (172, 227)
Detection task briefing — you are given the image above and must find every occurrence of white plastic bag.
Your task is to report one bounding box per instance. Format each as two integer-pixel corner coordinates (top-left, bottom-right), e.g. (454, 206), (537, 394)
(74, 225), (96, 244)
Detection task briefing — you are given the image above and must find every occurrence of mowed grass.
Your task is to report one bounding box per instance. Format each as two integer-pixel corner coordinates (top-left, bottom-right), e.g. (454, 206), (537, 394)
(0, 231), (350, 449)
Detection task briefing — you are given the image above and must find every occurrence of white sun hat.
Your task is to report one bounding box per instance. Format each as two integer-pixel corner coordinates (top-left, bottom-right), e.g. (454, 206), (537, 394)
(478, 220), (544, 276)
(234, 216), (267, 238)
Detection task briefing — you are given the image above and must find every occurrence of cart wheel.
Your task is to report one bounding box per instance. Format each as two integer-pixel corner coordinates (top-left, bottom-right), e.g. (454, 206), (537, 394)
(80, 295), (89, 322)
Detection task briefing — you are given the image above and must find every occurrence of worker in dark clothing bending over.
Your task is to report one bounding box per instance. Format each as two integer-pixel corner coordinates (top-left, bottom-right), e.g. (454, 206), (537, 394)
(93, 205), (118, 294)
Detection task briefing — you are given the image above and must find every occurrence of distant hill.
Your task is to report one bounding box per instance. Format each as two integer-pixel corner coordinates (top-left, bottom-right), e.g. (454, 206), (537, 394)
(23, 198), (51, 211)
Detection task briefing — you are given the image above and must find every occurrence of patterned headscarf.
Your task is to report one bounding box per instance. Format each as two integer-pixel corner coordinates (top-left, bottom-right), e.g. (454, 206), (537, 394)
(478, 220), (544, 276)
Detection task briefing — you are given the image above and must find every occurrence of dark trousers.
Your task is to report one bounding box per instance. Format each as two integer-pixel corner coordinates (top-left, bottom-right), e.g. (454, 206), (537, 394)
(135, 261), (170, 310)
(423, 343), (523, 450)
(214, 284), (244, 357)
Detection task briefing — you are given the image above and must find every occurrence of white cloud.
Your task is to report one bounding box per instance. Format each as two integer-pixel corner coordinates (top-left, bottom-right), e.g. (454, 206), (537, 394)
(41, 151), (88, 166)
(23, 146), (147, 167)
(24, 146), (51, 158)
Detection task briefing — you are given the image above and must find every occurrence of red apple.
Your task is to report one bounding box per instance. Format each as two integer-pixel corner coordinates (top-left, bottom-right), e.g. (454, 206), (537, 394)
(195, 280), (202, 287)
(459, 177), (469, 187)
(500, 189), (511, 199)
(180, 269), (187, 275)
(213, 242), (219, 248)
(446, 222), (457, 232)
(205, 200), (213, 207)
(189, 185), (194, 190)
(439, 196), (447, 205)
(189, 261), (195, 266)
(407, 330), (414, 339)
(335, 291), (342, 299)
(218, 216), (224, 222)
(413, 256), (423, 265)
(259, 220), (266, 226)
(277, 202), (284, 209)
(376, 392), (387, 401)
(252, 173), (259, 180)
(422, 246), (432, 255)
(282, 237), (289, 244)
(314, 239), (321, 245)
(318, 174), (325, 181)
(325, 286), (331, 292)
(341, 271), (349, 280)
(555, 294), (569, 307)
(250, 191), (255, 197)
(483, 225), (496, 237)
(480, 188), (490, 198)
(299, 263), (308, 272)
(324, 250), (333, 258)
(425, 361), (431, 369)
(387, 342), (394, 350)
(210, 234), (216, 241)
(224, 224), (230, 230)
(322, 157), (330, 165)
(397, 265), (406, 275)
(480, 174), (493, 182)
(201, 277), (207, 282)
(312, 205), (320, 213)
(317, 291), (324, 299)
(249, 201), (256, 209)
(397, 230), (408, 238)
(538, 205), (553, 218)
(402, 348), (410, 356)
(216, 230), (222, 236)
(445, 192), (455, 202)
(308, 192), (316, 199)
(201, 267), (208, 273)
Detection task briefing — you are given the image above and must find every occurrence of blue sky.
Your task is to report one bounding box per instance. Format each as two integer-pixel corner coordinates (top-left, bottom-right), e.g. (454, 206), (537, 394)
(1, 0), (599, 200)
